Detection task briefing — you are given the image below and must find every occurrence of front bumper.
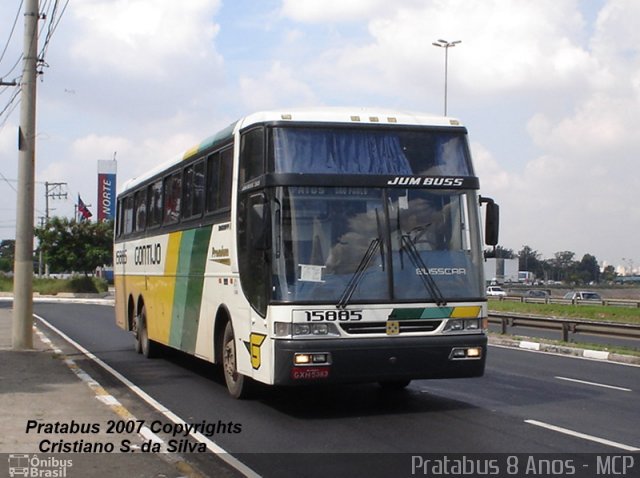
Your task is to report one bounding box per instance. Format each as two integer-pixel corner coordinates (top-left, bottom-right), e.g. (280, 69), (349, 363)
(273, 333), (487, 385)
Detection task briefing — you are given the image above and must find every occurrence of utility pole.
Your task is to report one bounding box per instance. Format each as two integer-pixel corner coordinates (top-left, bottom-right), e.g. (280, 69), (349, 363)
(13, 0), (39, 350)
(44, 182), (68, 222)
(40, 182), (67, 276)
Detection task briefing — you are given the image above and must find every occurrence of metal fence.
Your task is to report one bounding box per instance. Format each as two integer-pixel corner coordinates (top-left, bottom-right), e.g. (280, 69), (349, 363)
(488, 312), (640, 343)
(491, 295), (640, 308)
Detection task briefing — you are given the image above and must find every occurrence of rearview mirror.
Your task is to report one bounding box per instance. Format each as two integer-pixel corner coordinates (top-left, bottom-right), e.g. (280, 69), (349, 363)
(480, 196), (499, 246)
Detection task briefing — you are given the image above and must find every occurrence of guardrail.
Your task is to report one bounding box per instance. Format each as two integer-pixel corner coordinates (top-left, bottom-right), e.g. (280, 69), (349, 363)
(491, 295), (640, 308)
(488, 312), (640, 343)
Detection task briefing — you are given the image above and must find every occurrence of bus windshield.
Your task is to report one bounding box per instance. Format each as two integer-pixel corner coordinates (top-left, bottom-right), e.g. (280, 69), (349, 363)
(271, 126), (473, 176)
(271, 186), (484, 304)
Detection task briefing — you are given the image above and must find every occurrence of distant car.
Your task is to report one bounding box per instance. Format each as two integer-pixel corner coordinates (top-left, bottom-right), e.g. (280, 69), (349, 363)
(563, 291), (602, 301)
(524, 289), (549, 298)
(486, 286), (507, 297)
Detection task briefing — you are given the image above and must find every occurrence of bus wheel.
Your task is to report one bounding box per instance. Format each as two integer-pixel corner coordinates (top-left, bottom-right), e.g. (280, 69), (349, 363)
(138, 306), (159, 358)
(222, 321), (250, 399)
(378, 379), (411, 391)
(133, 314), (142, 354)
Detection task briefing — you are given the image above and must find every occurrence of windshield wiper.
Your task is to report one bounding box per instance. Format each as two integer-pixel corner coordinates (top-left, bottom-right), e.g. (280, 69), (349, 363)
(337, 238), (381, 309)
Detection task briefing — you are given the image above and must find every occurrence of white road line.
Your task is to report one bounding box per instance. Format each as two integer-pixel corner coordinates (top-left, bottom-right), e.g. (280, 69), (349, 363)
(35, 314), (261, 478)
(489, 343), (640, 368)
(555, 376), (632, 392)
(525, 420), (640, 451)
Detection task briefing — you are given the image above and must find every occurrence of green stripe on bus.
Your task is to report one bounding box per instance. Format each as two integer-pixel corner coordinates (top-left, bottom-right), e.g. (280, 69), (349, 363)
(170, 226), (212, 352)
(389, 307), (454, 320)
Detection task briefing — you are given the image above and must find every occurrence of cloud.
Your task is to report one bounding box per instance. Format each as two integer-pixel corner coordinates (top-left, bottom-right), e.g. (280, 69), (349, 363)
(280, 0), (390, 23)
(239, 62), (319, 110)
(68, 0), (223, 79)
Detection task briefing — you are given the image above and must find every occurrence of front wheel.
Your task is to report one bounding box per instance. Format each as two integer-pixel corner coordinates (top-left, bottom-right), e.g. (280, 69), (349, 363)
(222, 321), (251, 399)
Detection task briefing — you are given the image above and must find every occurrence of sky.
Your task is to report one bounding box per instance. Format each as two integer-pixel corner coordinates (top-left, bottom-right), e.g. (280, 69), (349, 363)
(0, 0), (638, 271)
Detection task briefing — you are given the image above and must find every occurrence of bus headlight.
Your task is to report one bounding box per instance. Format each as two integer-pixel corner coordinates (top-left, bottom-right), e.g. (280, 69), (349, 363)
(274, 322), (340, 338)
(444, 318), (483, 332)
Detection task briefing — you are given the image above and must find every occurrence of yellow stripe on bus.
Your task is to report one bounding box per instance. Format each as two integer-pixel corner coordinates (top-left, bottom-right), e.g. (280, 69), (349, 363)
(182, 146), (199, 160)
(147, 231), (183, 344)
(450, 306), (482, 318)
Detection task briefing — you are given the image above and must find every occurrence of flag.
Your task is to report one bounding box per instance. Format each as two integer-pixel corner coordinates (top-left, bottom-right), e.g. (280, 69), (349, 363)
(78, 194), (92, 221)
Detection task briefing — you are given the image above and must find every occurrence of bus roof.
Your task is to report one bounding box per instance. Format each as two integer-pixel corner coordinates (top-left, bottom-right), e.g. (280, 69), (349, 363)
(119, 107), (463, 194)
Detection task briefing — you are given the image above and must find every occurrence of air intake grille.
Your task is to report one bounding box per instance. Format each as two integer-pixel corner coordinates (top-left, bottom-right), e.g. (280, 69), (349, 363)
(340, 320), (442, 335)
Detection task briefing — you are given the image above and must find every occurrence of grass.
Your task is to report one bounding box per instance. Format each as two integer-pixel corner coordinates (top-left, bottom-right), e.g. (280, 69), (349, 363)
(0, 275), (108, 294)
(488, 299), (640, 325)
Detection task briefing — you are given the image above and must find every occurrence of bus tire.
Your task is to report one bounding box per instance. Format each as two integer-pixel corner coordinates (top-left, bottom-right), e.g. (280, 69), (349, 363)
(133, 314), (142, 354)
(378, 379), (411, 391)
(138, 305), (159, 358)
(222, 321), (251, 399)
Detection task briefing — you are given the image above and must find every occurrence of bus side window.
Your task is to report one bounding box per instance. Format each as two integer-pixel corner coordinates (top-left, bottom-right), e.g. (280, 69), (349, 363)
(193, 160), (205, 216)
(116, 199), (123, 237)
(206, 149), (232, 214)
(239, 127), (264, 186)
(134, 189), (147, 232)
(123, 196), (134, 235)
(147, 180), (163, 228)
(206, 152), (220, 213)
(164, 172), (182, 224)
(219, 148), (232, 209)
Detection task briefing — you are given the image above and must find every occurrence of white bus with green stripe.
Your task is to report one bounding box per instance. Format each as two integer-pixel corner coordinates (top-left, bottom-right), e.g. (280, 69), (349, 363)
(114, 108), (500, 398)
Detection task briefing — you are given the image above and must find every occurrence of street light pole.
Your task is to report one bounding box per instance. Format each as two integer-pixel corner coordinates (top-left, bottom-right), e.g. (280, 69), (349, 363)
(432, 39), (461, 116)
(13, 0), (39, 350)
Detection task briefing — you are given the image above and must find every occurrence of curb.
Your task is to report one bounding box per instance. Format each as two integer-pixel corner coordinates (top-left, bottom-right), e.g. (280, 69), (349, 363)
(488, 334), (640, 366)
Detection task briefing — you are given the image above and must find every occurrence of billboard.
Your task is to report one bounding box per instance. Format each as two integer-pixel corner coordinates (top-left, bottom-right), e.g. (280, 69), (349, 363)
(97, 160), (117, 222)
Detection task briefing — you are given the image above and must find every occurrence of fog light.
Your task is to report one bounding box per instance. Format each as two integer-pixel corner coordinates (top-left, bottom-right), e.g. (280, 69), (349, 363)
(467, 347), (482, 358)
(294, 352), (330, 366)
(294, 353), (312, 364)
(449, 347), (483, 360)
(312, 353), (328, 364)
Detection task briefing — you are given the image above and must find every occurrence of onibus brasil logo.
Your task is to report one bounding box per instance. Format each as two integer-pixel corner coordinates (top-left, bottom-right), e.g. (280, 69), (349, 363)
(8, 454), (72, 477)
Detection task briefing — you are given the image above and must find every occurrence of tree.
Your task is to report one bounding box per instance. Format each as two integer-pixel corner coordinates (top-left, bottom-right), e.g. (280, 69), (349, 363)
(576, 253), (600, 284)
(547, 251), (577, 283)
(601, 265), (617, 283)
(484, 246), (515, 259)
(0, 239), (15, 272)
(518, 245), (543, 278)
(35, 217), (113, 274)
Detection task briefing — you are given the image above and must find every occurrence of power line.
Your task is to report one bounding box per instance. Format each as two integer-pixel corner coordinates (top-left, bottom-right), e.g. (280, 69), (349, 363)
(0, 0), (23, 66)
(0, 86), (21, 131)
(39, 0), (70, 69)
(0, 87), (21, 118)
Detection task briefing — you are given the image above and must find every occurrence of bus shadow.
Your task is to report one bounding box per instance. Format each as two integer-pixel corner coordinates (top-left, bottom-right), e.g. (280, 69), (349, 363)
(253, 381), (477, 419)
(148, 344), (478, 418)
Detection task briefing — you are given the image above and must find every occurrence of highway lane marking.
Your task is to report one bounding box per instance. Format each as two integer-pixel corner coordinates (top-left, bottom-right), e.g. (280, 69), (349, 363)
(525, 419), (640, 451)
(489, 343), (640, 368)
(35, 314), (261, 478)
(555, 376), (632, 392)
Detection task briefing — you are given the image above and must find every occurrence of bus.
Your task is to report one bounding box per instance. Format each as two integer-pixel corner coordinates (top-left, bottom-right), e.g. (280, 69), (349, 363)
(114, 108), (499, 398)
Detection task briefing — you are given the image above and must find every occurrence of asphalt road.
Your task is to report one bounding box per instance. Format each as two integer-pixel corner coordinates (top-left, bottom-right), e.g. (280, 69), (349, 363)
(33, 303), (640, 477)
